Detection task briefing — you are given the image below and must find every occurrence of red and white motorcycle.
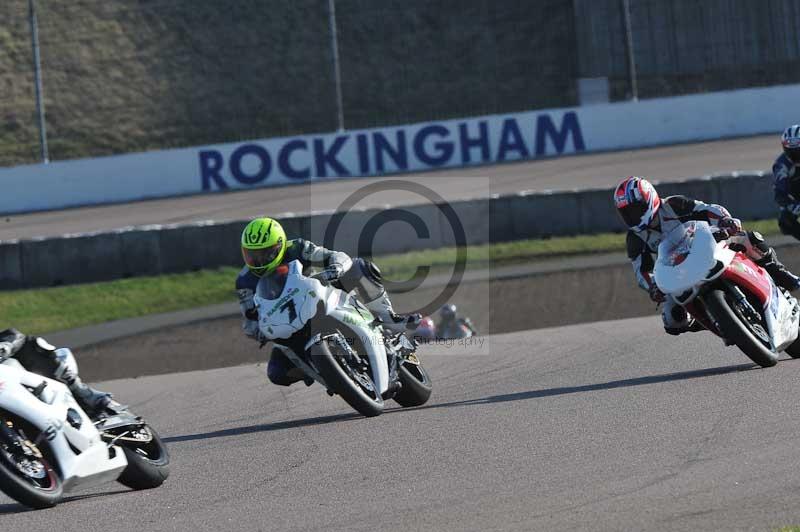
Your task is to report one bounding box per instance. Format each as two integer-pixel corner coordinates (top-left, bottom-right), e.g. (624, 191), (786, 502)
(654, 220), (800, 367)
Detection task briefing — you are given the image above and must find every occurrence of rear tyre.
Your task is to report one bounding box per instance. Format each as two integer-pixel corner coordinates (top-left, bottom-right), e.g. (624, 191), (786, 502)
(0, 415), (62, 509)
(784, 336), (800, 358)
(312, 337), (384, 417)
(394, 360), (432, 408)
(704, 288), (779, 368)
(116, 425), (170, 490)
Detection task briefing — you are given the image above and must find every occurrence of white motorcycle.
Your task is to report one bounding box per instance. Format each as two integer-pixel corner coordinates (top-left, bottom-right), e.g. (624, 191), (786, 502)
(254, 260), (432, 417)
(0, 348), (169, 509)
(654, 220), (800, 367)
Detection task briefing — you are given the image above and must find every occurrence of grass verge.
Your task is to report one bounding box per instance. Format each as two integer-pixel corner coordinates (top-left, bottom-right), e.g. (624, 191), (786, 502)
(0, 218), (782, 335)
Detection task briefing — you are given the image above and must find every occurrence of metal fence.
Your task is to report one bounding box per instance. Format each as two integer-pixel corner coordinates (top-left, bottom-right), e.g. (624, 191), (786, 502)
(2, 0), (800, 168)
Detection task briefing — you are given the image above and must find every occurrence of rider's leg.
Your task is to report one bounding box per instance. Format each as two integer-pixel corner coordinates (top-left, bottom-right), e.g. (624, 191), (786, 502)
(729, 231), (800, 291)
(266, 347), (310, 387)
(778, 209), (800, 240)
(663, 297), (704, 336)
(13, 336), (121, 416)
(338, 258), (421, 333)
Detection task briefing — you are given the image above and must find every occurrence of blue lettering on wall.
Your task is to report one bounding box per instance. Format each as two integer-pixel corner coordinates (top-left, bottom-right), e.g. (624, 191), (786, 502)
(199, 150), (228, 190)
(277, 139), (310, 179)
(458, 121), (490, 164)
(314, 136), (351, 177)
(373, 131), (408, 172)
(535, 111), (585, 156)
(497, 118), (530, 161)
(356, 133), (370, 174)
(229, 144), (271, 185)
(413, 125), (454, 167)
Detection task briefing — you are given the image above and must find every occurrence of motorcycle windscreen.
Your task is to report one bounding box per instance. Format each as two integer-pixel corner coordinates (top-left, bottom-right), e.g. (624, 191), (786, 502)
(654, 221), (718, 295)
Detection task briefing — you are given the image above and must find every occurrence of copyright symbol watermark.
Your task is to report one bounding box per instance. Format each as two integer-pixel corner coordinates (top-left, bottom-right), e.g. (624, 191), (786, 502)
(319, 179), (473, 317)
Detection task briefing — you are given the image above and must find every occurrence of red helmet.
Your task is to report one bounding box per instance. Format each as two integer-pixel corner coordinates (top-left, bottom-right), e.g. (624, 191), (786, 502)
(415, 316), (436, 340)
(613, 176), (661, 230)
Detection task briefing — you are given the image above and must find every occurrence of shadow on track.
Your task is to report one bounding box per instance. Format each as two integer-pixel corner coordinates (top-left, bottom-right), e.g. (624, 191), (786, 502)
(163, 411), (362, 444)
(396, 362), (758, 412)
(0, 489), (130, 514)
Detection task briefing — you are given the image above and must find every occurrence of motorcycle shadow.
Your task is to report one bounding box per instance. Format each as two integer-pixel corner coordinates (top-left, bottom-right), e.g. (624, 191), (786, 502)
(0, 489), (131, 514)
(163, 411), (363, 444)
(391, 362), (762, 413)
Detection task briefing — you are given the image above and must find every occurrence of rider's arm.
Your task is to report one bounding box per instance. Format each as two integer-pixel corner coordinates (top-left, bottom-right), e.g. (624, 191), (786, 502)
(289, 239), (353, 272)
(664, 195), (731, 226)
(235, 267), (261, 339)
(773, 155), (794, 208)
(626, 231), (656, 291)
(0, 329), (28, 359)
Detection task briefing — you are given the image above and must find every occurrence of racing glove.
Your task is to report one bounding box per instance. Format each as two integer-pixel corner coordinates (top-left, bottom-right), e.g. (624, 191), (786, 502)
(648, 283), (666, 303)
(718, 216), (742, 234)
(312, 264), (344, 283)
(788, 204), (800, 216)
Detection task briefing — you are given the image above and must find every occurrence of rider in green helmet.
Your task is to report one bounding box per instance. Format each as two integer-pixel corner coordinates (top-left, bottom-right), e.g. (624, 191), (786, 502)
(236, 217), (421, 387)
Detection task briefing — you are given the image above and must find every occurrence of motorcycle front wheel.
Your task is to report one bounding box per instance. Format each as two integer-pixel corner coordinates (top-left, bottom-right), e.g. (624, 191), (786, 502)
(0, 412), (63, 509)
(704, 288), (779, 368)
(312, 335), (384, 417)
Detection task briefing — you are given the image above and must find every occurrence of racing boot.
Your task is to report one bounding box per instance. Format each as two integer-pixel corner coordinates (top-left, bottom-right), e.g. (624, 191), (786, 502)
(364, 292), (422, 334)
(756, 248), (800, 292)
(69, 379), (126, 420)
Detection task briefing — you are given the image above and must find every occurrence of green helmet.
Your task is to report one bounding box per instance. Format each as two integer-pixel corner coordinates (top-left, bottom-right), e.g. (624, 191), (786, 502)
(241, 217), (286, 276)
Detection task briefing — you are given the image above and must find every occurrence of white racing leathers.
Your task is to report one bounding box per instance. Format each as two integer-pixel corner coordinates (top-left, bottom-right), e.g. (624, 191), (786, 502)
(625, 195), (772, 333)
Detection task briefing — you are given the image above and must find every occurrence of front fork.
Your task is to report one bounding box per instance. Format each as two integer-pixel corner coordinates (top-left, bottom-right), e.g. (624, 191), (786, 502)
(686, 281), (760, 339)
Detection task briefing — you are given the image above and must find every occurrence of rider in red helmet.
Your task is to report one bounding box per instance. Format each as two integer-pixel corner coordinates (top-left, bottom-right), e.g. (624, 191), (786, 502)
(614, 176), (800, 335)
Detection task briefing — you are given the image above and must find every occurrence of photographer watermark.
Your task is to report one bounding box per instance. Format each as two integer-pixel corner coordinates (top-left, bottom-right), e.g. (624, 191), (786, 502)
(320, 179), (473, 317)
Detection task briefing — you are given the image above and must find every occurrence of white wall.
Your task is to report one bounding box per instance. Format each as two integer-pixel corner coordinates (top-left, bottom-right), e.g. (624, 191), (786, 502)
(2, 83), (795, 214)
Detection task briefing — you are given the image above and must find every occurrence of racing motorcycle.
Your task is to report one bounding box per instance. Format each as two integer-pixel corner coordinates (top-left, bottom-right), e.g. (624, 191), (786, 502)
(654, 220), (800, 368)
(254, 260), (433, 417)
(0, 348), (169, 509)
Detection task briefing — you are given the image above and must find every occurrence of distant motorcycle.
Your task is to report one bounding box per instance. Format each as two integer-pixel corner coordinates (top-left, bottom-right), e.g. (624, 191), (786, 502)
(0, 349), (169, 509)
(254, 260), (432, 417)
(654, 220), (800, 367)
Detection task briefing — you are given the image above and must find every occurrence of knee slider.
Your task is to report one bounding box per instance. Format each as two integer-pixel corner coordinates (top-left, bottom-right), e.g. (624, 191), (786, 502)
(747, 231), (769, 254)
(338, 258), (385, 303)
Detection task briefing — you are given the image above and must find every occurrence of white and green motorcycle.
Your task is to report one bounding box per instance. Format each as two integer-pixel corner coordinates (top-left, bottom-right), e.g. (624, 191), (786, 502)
(254, 260), (432, 417)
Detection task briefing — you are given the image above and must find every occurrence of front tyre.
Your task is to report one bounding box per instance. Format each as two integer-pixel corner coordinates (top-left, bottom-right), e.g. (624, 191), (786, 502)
(394, 358), (432, 408)
(704, 288), (779, 368)
(0, 415), (63, 509)
(312, 337), (384, 417)
(115, 425), (170, 490)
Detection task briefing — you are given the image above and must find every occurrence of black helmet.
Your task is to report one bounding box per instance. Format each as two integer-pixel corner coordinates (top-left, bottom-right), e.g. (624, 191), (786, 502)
(782, 125), (800, 164)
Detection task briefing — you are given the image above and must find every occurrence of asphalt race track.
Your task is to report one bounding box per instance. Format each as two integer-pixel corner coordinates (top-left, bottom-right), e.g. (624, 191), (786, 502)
(4, 315), (800, 531)
(2, 135), (777, 240)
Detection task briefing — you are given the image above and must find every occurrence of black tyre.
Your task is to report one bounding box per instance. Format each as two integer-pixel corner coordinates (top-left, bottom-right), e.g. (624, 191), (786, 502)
(704, 288), (779, 368)
(312, 337), (384, 417)
(116, 425), (170, 490)
(394, 360), (432, 408)
(784, 336), (800, 358)
(0, 415), (62, 509)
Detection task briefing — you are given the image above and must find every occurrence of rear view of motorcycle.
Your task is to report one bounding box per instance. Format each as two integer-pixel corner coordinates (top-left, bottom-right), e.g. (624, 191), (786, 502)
(0, 348), (169, 509)
(254, 260), (433, 417)
(654, 221), (800, 368)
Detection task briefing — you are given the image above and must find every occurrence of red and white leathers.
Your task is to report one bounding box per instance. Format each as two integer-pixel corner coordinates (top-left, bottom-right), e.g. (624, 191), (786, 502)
(626, 195), (776, 333)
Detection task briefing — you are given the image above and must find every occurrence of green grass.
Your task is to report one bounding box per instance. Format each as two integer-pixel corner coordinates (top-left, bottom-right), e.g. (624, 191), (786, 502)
(0, 218), (782, 335)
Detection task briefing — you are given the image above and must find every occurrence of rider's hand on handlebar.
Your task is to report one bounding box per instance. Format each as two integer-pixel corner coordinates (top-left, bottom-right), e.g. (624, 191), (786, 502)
(312, 265), (343, 284)
(718, 216), (742, 234)
(649, 284), (666, 303)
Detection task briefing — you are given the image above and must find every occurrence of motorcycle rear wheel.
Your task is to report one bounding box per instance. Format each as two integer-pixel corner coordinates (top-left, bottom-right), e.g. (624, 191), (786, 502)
(114, 425), (170, 490)
(704, 288), (779, 368)
(394, 360), (432, 408)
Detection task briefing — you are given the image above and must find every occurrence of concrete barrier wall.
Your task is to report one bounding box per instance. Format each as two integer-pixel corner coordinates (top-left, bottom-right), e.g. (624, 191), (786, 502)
(2, 83), (797, 215)
(0, 172), (779, 289)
